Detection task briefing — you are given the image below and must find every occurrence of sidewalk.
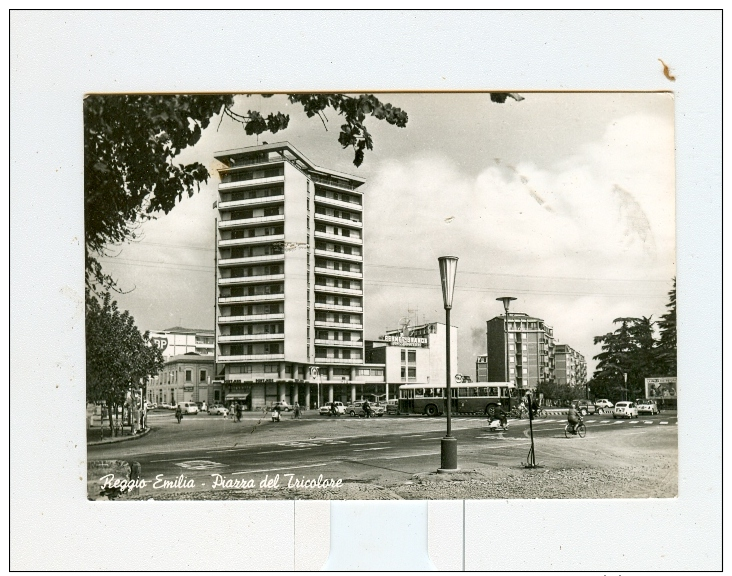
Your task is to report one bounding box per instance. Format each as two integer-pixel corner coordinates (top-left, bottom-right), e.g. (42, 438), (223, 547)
(87, 426), (151, 446)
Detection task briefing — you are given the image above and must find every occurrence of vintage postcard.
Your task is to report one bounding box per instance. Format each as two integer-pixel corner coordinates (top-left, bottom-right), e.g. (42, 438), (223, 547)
(84, 92), (678, 501)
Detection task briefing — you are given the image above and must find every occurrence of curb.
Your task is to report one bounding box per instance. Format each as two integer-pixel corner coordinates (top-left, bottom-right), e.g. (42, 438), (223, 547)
(87, 426), (151, 446)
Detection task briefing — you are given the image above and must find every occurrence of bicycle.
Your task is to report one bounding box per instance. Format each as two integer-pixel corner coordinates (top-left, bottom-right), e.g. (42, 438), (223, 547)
(534, 407), (548, 419)
(510, 406), (527, 419)
(564, 421), (586, 438)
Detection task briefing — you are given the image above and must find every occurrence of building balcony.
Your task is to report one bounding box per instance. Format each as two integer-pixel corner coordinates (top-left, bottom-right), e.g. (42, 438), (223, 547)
(217, 353), (285, 363)
(218, 274), (285, 285)
(314, 249), (362, 263)
(218, 175), (284, 191)
(218, 333), (284, 343)
(218, 234), (285, 248)
(313, 213), (362, 228)
(218, 215), (284, 229)
(315, 339), (364, 348)
(314, 195), (363, 212)
(219, 293), (284, 304)
(310, 173), (362, 191)
(313, 285), (362, 296)
(313, 357), (363, 365)
(218, 195), (284, 210)
(314, 321), (363, 330)
(220, 155), (286, 171)
(314, 303), (363, 313)
(218, 254), (284, 267)
(314, 231), (363, 246)
(218, 313), (284, 323)
(313, 266), (362, 280)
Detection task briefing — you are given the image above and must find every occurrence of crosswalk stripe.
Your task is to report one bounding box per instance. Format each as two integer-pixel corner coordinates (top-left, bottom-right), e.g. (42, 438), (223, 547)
(660, 421), (669, 425)
(629, 421), (639, 424)
(644, 421), (653, 424)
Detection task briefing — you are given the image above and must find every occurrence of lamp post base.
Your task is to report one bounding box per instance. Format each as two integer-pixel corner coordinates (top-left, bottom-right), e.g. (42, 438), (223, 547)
(438, 436), (458, 472)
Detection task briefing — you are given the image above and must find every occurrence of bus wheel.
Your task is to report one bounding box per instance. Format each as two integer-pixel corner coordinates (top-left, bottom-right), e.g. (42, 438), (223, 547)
(425, 404), (438, 417)
(485, 404), (497, 417)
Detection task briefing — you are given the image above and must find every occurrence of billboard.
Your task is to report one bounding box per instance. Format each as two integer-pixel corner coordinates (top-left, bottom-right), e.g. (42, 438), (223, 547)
(645, 377), (677, 400)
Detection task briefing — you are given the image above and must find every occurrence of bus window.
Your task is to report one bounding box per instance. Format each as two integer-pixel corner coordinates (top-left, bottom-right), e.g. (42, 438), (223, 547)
(478, 387), (488, 396)
(435, 388), (443, 397)
(509, 388), (517, 398)
(451, 388), (458, 398)
(469, 387), (479, 397)
(457, 388), (468, 397)
(424, 388), (434, 397)
(488, 387), (498, 397)
(500, 387), (507, 397)
(415, 388), (424, 397)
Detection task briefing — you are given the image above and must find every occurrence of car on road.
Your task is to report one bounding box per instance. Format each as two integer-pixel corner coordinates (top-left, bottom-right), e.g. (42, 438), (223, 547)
(272, 401), (293, 412)
(208, 404), (229, 416)
(346, 402), (385, 417)
(319, 402), (346, 416)
(385, 400), (399, 415)
(145, 401), (156, 410)
(594, 399), (614, 410)
(177, 401), (199, 415)
(636, 399), (659, 415)
(613, 401), (638, 419)
(573, 400), (598, 416)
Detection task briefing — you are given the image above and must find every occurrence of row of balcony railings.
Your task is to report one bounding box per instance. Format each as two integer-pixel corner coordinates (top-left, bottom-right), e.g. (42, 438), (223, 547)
(310, 173), (359, 191)
(314, 191), (362, 206)
(221, 167), (284, 184)
(314, 210), (362, 224)
(221, 187), (284, 203)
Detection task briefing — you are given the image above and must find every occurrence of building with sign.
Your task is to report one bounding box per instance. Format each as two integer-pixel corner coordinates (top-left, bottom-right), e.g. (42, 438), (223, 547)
(148, 354), (218, 407)
(366, 321), (458, 399)
(214, 142), (385, 409)
(149, 327), (215, 359)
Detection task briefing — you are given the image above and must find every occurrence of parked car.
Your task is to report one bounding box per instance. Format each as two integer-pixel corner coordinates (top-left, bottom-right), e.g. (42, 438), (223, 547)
(346, 401), (364, 416)
(637, 399), (659, 415)
(208, 404), (229, 416)
(272, 401), (292, 412)
(573, 400), (598, 416)
(613, 401), (638, 419)
(177, 401), (199, 415)
(385, 400), (399, 415)
(319, 402), (346, 416)
(594, 399), (614, 410)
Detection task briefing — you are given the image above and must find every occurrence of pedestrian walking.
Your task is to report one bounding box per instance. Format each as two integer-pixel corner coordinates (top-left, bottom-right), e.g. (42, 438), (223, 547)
(293, 402), (301, 419)
(235, 402), (243, 423)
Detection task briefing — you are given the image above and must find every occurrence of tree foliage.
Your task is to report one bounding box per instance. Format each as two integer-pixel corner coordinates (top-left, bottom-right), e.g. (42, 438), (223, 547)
(590, 281), (677, 401)
(655, 277), (677, 376)
(86, 291), (164, 433)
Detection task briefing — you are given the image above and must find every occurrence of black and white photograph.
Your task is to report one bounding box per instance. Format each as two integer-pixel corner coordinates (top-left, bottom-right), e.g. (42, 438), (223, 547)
(84, 91), (678, 501)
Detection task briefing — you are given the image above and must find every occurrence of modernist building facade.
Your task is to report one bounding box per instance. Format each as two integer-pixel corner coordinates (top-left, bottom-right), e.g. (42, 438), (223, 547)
(148, 354), (218, 406)
(366, 322), (459, 400)
(149, 327), (215, 359)
(554, 343), (587, 388)
(478, 312), (587, 391)
(483, 313), (556, 390)
(214, 142), (385, 409)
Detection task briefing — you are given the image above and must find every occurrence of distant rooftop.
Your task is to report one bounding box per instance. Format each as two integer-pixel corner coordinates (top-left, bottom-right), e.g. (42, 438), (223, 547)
(162, 327), (214, 335)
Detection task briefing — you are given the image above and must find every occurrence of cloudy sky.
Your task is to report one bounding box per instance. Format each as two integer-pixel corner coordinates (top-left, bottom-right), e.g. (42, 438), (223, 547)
(98, 92), (675, 377)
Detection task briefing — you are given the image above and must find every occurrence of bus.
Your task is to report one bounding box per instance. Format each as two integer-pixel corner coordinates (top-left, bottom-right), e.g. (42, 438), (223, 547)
(398, 382), (517, 417)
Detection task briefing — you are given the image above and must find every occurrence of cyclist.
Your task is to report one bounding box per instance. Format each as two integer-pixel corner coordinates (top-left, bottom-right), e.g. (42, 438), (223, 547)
(567, 403), (583, 434)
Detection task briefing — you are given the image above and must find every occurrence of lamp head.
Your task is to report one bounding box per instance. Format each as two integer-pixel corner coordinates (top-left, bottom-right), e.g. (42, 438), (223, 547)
(438, 256), (459, 309)
(496, 296), (517, 313)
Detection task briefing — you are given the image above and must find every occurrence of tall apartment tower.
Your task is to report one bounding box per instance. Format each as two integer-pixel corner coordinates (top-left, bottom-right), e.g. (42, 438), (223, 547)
(486, 313), (555, 390)
(554, 343), (587, 388)
(214, 142), (368, 408)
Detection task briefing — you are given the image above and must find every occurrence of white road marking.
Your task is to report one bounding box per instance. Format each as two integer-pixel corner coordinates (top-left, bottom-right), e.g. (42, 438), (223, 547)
(660, 421), (669, 425)
(613, 421), (625, 424)
(644, 421), (653, 424)
(232, 462), (329, 475)
(380, 452), (441, 460)
(629, 421), (639, 424)
(421, 438), (444, 441)
(175, 460), (225, 470)
(255, 448), (313, 455)
(351, 441), (390, 446)
(353, 447), (389, 452)
(403, 434), (425, 437)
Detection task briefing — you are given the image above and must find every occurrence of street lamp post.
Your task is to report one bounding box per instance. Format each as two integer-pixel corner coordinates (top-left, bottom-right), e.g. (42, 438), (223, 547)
(438, 256), (459, 472)
(496, 297), (517, 394)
